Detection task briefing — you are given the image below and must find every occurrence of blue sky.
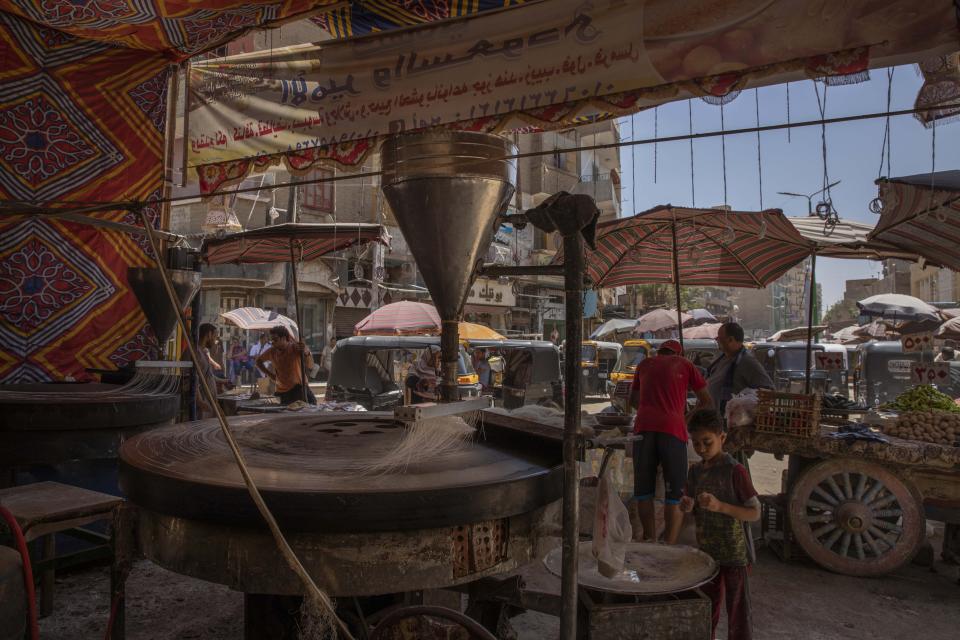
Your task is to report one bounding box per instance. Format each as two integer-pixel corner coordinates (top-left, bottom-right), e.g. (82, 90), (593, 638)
(617, 65), (960, 308)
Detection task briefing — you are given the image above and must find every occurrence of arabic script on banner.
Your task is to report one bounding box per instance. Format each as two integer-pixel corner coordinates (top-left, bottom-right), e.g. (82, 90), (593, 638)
(910, 362), (950, 384)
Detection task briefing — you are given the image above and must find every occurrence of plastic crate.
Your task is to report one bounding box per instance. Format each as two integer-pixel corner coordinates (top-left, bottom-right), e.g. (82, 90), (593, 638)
(754, 389), (821, 438)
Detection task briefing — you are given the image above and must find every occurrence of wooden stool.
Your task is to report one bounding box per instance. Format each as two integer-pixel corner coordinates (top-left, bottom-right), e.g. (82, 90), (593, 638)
(0, 481), (122, 617)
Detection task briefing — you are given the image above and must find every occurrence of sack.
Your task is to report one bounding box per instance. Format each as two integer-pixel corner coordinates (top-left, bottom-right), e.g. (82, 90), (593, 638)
(592, 466), (633, 578)
(725, 388), (759, 428)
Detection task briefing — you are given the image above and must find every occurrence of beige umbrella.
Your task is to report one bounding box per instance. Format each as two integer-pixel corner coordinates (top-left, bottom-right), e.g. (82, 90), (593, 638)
(634, 308), (692, 334)
(682, 323), (722, 339)
(936, 316), (960, 341)
(768, 326), (827, 342)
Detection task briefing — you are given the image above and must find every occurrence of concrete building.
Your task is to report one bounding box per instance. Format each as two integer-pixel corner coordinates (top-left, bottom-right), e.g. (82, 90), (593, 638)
(910, 263), (959, 304)
(729, 259), (817, 339)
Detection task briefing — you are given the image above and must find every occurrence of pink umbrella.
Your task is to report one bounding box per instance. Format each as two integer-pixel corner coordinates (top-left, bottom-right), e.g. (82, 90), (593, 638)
(682, 323), (722, 340)
(354, 301), (440, 335)
(634, 308), (692, 335)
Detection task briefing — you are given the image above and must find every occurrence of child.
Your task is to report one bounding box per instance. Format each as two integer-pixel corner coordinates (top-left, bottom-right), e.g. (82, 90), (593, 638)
(680, 409), (760, 640)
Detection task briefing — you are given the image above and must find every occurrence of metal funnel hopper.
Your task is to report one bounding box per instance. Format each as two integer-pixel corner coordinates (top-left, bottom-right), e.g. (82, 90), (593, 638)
(381, 131), (517, 322)
(127, 267), (202, 345)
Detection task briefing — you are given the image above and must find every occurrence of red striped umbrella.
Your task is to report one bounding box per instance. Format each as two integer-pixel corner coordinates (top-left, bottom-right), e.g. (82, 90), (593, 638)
(202, 222), (390, 264)
(870, 172), (960, 271)
(354, 301), (441, 335)
(568, 206), (811, 289)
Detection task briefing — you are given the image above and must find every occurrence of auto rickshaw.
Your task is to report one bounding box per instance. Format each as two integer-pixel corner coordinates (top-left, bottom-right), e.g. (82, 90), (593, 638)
(466, 339), (562, 408)
(818, 342), (851, 397)
(325, 336), (481, 410)
(853, 341), (960, 407)
(750, 341), (829, 394)
(605, 339), (652, 412)
(580, 340), (622, 398)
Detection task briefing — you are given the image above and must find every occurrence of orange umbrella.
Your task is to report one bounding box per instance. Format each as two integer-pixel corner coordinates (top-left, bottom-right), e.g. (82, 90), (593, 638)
(459, 322), (505, 340)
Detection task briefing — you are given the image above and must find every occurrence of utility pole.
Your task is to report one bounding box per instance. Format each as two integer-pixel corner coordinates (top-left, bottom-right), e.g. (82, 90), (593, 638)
(284, 177), (300, 323)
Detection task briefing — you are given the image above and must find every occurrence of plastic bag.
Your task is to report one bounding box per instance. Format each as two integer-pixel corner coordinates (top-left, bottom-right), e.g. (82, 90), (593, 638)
(592, 466), (633, 577)
(725, 388), (759, 428)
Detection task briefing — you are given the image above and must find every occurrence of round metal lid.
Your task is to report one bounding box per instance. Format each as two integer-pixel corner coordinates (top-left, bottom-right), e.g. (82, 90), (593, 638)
(120, 413), (562, 533)
(543, 543), (717, 595)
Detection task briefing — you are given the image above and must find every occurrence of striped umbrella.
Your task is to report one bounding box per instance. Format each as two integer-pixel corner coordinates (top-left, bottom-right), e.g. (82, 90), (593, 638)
(202, 222), (389, 265)
(354, 301), (441, 335)
(573, 206), (810, 289)
(220, 307), (299, 337)
(870, 171), (960, 270)
(788, 217), (916, 261)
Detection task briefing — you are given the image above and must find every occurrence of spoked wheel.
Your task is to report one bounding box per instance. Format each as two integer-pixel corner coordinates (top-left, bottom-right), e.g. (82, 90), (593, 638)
(788, 458), (924, 577)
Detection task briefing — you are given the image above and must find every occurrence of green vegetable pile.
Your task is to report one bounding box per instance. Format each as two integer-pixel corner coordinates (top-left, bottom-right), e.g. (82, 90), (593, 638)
(882, 385), (960, 414)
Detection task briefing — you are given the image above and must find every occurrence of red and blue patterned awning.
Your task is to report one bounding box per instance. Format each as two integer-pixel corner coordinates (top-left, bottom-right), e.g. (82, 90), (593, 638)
(568, 206), (812, 289)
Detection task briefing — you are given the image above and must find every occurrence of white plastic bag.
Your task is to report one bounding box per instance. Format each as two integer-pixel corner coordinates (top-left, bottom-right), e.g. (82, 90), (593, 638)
(725, 388), (759, 428)
(592, 467), (633, 577)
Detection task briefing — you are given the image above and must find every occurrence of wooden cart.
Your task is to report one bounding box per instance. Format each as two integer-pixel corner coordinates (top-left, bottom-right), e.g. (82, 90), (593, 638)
(736, 420), (960, 577)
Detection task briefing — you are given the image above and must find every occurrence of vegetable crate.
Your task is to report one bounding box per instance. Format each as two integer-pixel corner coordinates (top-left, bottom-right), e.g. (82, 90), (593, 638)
(754, 390), (821, 439)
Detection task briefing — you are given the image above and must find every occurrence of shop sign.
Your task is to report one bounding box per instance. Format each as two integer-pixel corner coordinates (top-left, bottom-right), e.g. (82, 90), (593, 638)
(467, 278), (515, 307)
(911, 362), (950, 384)
(901, 332), (934, 353)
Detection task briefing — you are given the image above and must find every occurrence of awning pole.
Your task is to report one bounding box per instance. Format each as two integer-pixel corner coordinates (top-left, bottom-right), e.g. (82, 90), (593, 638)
(804, 253), (817, 394)
(671, 220), (685, 350)
(290, 241), (309, 404)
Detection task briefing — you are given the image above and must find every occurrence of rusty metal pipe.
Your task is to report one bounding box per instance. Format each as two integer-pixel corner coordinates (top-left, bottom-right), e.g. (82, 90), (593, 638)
(440, 319), (460, 403)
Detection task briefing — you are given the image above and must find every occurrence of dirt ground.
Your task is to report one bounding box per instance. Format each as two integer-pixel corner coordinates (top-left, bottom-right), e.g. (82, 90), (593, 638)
(34, 399), (960, 639)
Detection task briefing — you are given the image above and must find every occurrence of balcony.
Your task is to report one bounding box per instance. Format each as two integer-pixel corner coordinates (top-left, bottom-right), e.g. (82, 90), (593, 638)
(572, 173), (621, 220)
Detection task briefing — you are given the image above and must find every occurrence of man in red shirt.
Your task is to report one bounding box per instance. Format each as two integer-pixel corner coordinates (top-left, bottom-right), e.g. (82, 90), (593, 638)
(629, 339), (712, 543)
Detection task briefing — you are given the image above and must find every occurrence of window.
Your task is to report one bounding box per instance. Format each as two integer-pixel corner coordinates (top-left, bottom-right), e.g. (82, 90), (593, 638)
(550, 148), (565, 170)
(302, 168), (334, 213)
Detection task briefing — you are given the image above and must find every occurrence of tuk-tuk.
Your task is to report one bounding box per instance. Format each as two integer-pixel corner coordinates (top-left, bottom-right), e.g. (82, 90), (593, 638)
(580, 340), (622, 397)
(467, 339), (562, 408)
(854, 341), (960, 407)
(819, 343), (850, 397)
(325, 336), (481, 410)
(606, 339), (653, 412)
(750, 341), (829, 394)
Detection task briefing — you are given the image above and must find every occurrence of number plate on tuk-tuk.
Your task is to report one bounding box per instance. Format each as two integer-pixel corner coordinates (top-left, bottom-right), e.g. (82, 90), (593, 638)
(887, 359), (912, 376)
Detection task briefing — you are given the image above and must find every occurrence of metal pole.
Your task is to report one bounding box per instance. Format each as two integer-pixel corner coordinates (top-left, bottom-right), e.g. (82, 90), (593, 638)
(189, 286), (202, 420)
(559, 233), (584, 640)
(804, 253), (817, 394)
(289, 241), (309, 404)
(671, 221), (685, 350)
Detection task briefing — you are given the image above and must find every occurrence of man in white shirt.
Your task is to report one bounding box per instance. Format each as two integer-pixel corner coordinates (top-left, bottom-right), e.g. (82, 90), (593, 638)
(320, 337), (337, 381)
(248, 333), (270, 378)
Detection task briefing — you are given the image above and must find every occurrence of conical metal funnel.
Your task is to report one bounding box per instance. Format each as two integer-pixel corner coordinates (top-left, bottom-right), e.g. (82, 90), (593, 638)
(381, 131), (517, 322)
(128, 267), (202, 345)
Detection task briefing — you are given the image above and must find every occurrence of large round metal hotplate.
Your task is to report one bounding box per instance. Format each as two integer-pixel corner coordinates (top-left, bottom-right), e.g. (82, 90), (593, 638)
(120, 413), (562, 532)
(0, 384), (178, 431)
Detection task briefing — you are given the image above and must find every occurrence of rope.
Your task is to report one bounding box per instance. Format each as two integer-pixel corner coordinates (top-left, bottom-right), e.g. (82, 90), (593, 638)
(134, 204), (354, 640)
(785, 82), (792, 143)
(630, 112), (637, 212)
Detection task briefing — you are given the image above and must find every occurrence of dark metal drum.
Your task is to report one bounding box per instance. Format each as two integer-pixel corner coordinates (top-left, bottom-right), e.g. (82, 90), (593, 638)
(120, 412), (564, 596)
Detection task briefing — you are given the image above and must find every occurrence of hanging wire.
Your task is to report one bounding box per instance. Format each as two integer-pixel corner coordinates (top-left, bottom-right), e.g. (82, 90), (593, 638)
(754, 89), (763, 210)
(929, 117), (943, 221)
(785, 82), (792, 143)
(688, 100), (696, 207)
(631, 112), (637, 213)
(877, 67), (895, 179)
(720, 102), (728, 206)
(812, 80), (838, 231)
(653, 106), (659, 183)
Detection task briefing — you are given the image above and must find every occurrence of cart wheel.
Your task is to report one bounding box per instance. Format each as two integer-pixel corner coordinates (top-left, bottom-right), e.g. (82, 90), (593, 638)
(788, 458), (924, 577)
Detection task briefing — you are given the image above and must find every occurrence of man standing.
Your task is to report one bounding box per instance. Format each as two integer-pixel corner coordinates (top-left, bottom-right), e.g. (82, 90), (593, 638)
(196, 323), (222, 419)
(255, 326), (316, 405)
(248, 333), (270, 378)
(320, 337), (337, 381)
(706, 322), (773, 417)
(630, 339), (712, 543)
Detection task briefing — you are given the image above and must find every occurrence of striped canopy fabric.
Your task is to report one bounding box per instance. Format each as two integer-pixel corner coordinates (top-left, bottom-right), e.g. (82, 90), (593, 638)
(870, 172), (960, 271)
(574, 206), (811, 289)
(354, 301), (441, 335)
(220, 307), (299, 337)
(202, 223), (389, 265)
(788, 217), (918, 262)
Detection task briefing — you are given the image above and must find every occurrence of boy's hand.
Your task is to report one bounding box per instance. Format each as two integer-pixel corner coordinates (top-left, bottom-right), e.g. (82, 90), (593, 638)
(698, 492), (722, 513)
(679, 496), (694, 513)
